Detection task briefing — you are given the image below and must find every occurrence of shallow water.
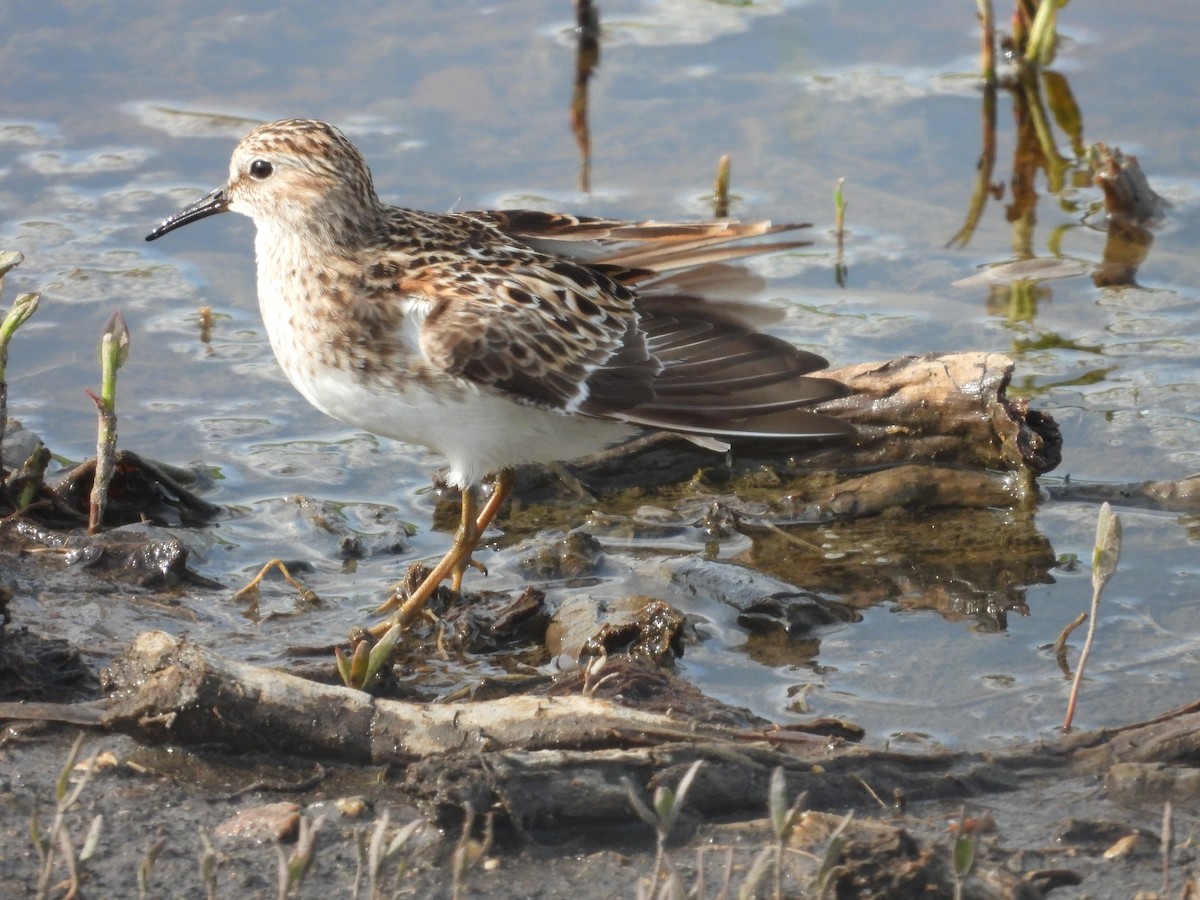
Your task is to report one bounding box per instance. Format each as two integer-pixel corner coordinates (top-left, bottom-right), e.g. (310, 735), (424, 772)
(2, 0), (1198, 746)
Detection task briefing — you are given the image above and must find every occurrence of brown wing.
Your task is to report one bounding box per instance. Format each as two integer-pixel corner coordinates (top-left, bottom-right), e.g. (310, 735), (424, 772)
(407, 209), (847, 439)
(580, 295), (853, 440)
(415, 254), (656, 413)
(472, 209), (812, 277)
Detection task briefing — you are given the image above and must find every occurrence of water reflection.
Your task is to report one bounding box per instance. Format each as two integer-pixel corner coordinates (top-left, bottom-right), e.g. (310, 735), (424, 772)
(948, 19), (1169, 310)
(569, 0), (600, 193)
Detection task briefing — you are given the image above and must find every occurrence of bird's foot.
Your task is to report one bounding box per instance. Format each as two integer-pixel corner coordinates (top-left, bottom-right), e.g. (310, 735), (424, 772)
(232, 558), (319, 604)
(371, 470), (514, 632)
(450, 554), (489, 590)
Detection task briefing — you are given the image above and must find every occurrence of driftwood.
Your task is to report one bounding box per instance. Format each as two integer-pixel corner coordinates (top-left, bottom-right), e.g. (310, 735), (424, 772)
(769, 350), (1060, 526)
(3, 631), (1195, 834)
(568, 351), (1060, 523)
(89, 632), (722, 763)
(810, 351), (1060, 476)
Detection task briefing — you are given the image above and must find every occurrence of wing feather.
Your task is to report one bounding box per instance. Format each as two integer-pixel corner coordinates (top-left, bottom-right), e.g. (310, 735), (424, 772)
(388, 208), (848, 441)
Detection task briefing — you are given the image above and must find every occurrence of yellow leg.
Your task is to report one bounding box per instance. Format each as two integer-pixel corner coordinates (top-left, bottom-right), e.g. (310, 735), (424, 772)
(454, 467), (514, 588)
(232, 558), (318, 603)
(371, 469), (514, 634)
(448, 481), (481, 592)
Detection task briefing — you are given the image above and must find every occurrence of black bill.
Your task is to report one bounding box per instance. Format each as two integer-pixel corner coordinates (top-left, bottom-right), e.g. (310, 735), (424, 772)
(145, 188), (230, 241)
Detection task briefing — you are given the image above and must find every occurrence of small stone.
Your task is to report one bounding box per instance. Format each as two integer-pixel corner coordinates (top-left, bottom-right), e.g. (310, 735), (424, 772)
(213, 802), (301, 844)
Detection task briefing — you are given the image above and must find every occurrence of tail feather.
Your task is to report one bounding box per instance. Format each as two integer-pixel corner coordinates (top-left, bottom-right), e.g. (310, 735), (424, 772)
(481, 209), (849, 444)
(581, 297), (851, 442)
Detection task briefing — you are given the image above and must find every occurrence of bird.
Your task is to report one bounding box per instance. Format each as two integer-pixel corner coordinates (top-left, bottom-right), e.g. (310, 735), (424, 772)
(146, 118), (852, 635)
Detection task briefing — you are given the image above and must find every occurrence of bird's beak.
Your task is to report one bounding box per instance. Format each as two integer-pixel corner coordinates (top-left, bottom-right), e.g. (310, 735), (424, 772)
(145, 188), (230, 241)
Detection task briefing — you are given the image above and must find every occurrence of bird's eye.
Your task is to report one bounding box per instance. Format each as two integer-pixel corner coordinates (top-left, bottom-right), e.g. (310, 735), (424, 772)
(248, 159), (274, 180)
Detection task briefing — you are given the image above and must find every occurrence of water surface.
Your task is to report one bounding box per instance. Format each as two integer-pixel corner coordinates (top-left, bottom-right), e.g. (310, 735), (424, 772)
(2, 0), (1198, 746)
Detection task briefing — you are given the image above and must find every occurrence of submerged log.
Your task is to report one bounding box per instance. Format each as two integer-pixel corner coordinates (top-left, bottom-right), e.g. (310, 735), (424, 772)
(797, 463), (1033, 520)
(1045, 473), (1200, 513)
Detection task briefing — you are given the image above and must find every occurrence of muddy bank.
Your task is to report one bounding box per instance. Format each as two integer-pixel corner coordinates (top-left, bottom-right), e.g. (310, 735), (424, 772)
(0, 349), (1190, 896)
(2, 625), (1195, 898)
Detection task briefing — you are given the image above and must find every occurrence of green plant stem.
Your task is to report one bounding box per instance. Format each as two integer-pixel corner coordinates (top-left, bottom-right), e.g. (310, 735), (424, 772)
(714, 154), (731, 219)
(0, 288), (40, 457)
(1063, 503), (1122, 731)
(88, 312), (130, 534)
(977, 0), (996, 82)
(1026, 0), (1061, 67)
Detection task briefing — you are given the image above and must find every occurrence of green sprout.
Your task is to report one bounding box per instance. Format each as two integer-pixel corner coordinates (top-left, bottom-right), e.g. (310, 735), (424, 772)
(353, 811), (426, 900)
(1025, 0), (1064, 67)
(138, 838), (166, 900)
(834, 178), (848, 287)
(1062, 502), (1122, 731)
(336, 623), (401, 691)
(626, 759), (703, 896)
(31, 734), (104, 900)
(0, 251), (41, 455)
(87, 310), (131, 533)
(713, 154), (732, 219)
(951, 807), (976, 900)
(450, 802), (494, 900)
(766, 767), (807, 898)
(276, 815), (325, 900)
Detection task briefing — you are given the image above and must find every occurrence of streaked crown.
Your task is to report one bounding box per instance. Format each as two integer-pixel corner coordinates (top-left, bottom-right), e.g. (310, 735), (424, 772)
(226, 118), (382, 240)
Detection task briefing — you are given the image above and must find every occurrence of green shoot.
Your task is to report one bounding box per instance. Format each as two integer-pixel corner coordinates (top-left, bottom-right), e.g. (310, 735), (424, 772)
(276, 815), (324, 900)
(951, 807), (976, 900)
(33, 735), (103, 900)
(713, 154), (732, 219)
(1063, 502), (1122, 731)
(450, 802), (494, 900)
(833, 178), (846, 238)
(0, 291), (40, 381)
(138, 837), (166, 900)
(833, 178), (848, 287)
(977, 0), (996, 82)
(1025, 0), (1063, 67)
(354, 811), (426, 900)
(626, 760), (703, 895)
(767, 767), (807, 898)
(0, 251), (24, 281)
(87, 311), (130, 533)
(0, 250), (40, 456)
(815, 811), (853, 899)
(199, 830), (219, 900)
(338, 623), (401, 691)
(737, 847), (774, 900)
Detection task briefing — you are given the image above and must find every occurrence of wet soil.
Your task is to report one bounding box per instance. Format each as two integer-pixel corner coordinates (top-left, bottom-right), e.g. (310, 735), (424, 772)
(1, 540), (1193, 899)
(1, 701), (1191, 899)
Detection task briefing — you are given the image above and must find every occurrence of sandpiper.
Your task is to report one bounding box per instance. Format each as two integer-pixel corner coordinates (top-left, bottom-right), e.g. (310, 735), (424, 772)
(146, 118), (851, 633)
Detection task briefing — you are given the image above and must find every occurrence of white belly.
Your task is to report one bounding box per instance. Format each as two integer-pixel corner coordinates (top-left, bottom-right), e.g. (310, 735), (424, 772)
(284, 358), (633, 487)
(252, 239), (635, 486)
